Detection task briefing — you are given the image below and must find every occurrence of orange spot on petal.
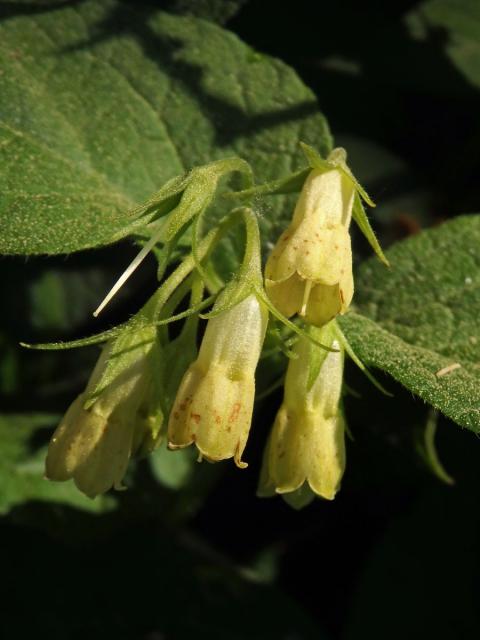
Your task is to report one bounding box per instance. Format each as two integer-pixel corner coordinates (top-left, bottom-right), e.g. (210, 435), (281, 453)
(228, 403), (241, 423)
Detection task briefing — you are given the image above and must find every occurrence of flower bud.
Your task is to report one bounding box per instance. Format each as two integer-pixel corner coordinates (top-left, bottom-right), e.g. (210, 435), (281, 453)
(46, 330), (157, 498)
(258, 325), (345, 501)
(265, 150), (355, 326)
(168, 294), (268, 467)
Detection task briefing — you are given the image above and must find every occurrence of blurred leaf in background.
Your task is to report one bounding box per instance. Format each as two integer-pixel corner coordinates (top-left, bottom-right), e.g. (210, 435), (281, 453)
(407, 0), (480, 89)
(0, 413), (116, 514)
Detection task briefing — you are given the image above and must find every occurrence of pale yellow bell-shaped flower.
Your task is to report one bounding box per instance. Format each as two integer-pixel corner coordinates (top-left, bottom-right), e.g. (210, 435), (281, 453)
(46, 332), (155, 498)
(265, 149), (355, 326)
(258, 324), (345, 500)
(168, 293), (268, 467)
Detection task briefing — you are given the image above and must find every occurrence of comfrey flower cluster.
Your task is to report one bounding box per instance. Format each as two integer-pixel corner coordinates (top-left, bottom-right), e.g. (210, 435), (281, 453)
(38, 146), (387, 505)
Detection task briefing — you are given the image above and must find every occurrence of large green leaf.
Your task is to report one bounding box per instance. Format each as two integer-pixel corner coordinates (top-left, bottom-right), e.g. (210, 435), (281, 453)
(0, 0), (330, 255)
(0, 413), (115, 514)
(340, 215), (480, 432)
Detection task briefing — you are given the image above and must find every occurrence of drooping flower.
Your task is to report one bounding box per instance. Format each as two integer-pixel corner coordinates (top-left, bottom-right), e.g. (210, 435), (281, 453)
(168, 293), (268, 467)
(265, 148), (355, 326)
(46, 328), (160, 498)
(258, 322), (346, 501)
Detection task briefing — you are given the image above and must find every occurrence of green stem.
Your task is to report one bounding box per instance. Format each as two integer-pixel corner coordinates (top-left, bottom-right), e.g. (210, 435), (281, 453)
(23, 213), (240, 350)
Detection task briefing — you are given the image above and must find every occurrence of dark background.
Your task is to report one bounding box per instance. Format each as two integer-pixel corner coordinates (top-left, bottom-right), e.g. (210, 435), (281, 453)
(1, 1), (479, 638)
